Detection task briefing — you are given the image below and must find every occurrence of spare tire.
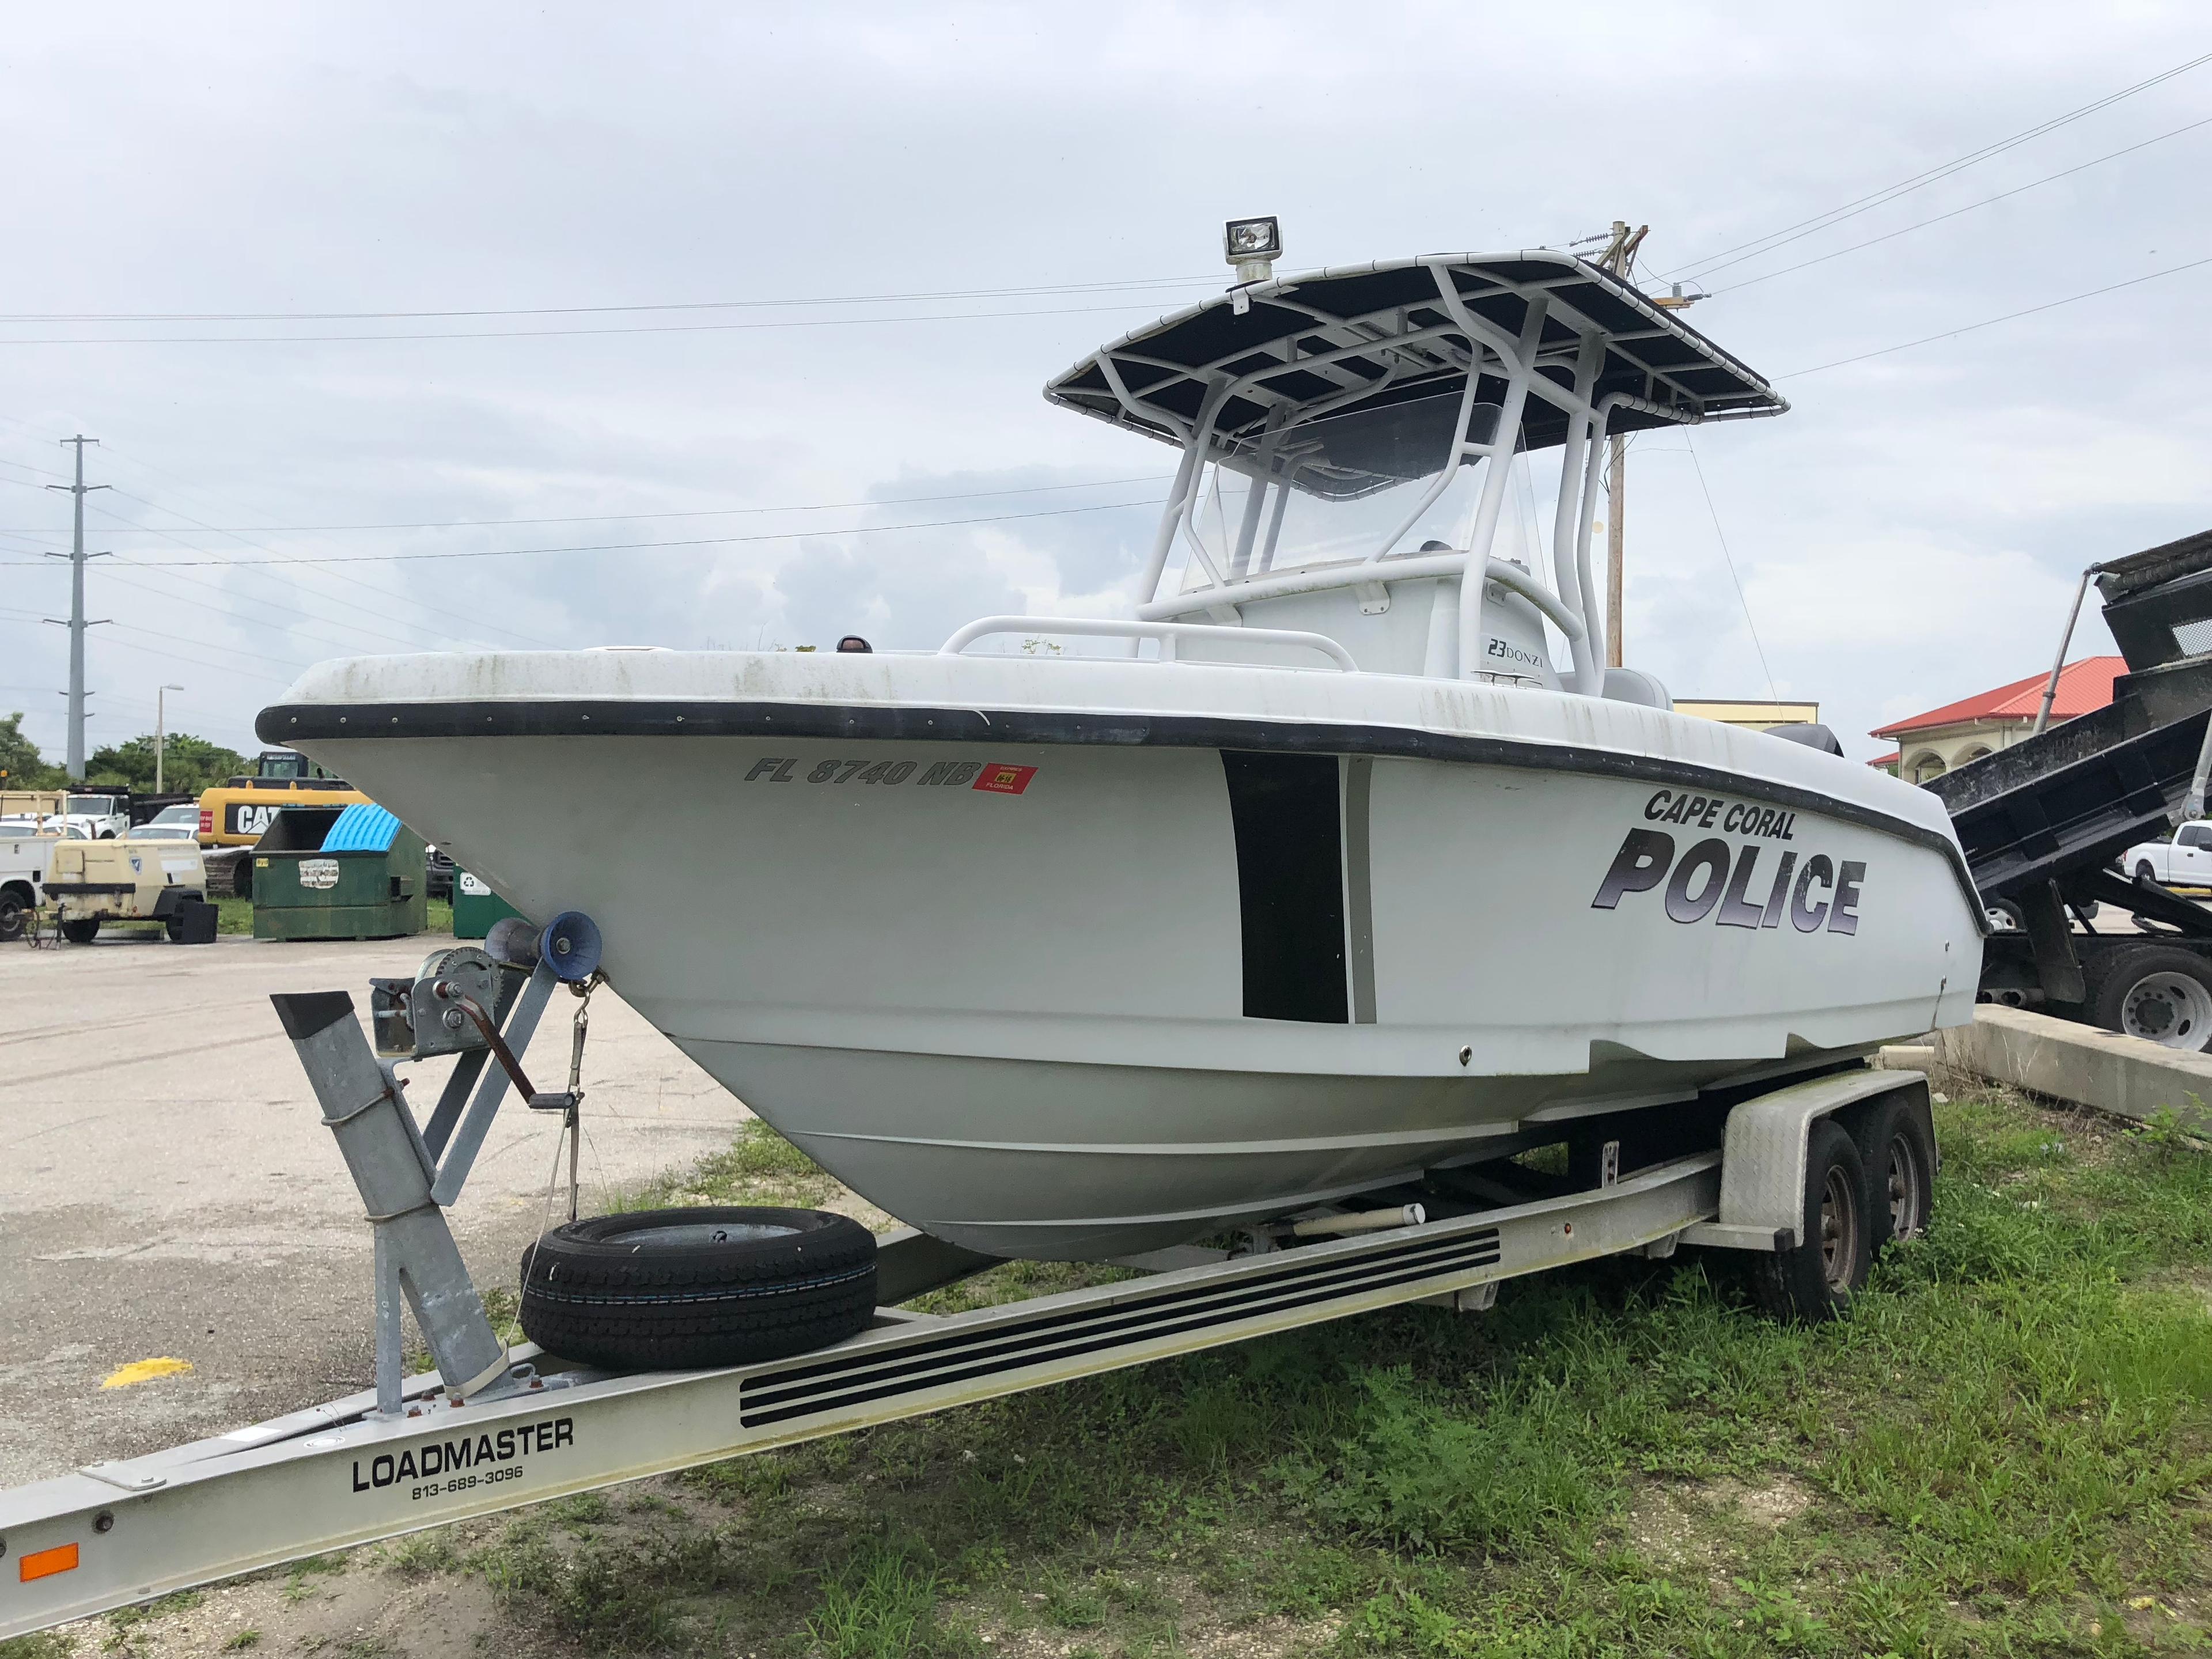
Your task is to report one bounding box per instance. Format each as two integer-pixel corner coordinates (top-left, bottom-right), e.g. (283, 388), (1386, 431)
(518, 1206), (877, 1371)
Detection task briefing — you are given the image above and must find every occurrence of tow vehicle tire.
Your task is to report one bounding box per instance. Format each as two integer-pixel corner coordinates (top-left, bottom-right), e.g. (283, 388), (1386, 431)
(60, 918), (100, 944)
(1848, 1093), (1936, 1255)
(2134, 861), (2157, 884)
(519, 1206), (877, 1371)
(1751, 1120), (1870, 1322)
(2086, 944), (2212, 1051)
(0, 889), (27, 942)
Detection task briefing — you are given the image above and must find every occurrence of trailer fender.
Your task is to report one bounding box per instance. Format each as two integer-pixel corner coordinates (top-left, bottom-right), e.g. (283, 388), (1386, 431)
(1681, 1069), (1933, 1252)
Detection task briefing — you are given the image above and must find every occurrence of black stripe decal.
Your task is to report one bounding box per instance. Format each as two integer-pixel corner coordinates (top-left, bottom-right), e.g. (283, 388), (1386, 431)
(1222, 751), (1347, 1024)
(1344, 756), (1377, 1024)
(256, 697), (1984, 923)
(738, 1229), (1502, 1427)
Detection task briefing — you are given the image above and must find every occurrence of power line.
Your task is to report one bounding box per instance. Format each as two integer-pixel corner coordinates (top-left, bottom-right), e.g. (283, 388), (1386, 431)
(1715, 112), (2212, 295)
(1660, 48), (2212, 282)
(85, 442), (565, 649)
(0, 472), (1174, 535)
(1782, 252), (2212, 377)
(0, 493), (1166, 569)
(0, 438), (557, 662)
(0, 431), (553, 659)
(1681, 434), (1777, 704)
(0, 298), (1194, 348)
(0, 610), (302, 685)
(0, 274), (1217, 325)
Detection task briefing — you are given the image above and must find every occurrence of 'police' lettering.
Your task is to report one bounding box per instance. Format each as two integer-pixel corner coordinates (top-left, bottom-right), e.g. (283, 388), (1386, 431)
(1715, 844), (1767, 929)
(1590, 829), (1674, 909)
(1594, 825), (1865, 935)
(1664, 839), (1732, 923)
(1791, 856), (1835, 932)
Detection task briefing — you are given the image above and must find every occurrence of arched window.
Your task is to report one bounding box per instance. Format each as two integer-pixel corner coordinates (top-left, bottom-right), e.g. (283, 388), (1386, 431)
(1907, 751), (1948, 786)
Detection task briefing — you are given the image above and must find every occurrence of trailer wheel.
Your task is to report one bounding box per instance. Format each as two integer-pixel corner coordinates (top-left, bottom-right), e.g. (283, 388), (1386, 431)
(2088, 945), (2212, 1050)
(519, 1206), (877, 1372)
(61, 918), (100, 944)
(1850, 1093), (1936, 1253)
(1751, 1120), (1870, 1322)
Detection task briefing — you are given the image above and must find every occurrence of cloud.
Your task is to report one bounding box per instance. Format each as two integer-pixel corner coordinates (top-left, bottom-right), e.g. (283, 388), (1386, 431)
(0, 0), (2207, 769)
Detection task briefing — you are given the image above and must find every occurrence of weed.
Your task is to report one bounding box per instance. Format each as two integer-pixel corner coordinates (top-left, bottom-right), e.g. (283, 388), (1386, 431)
(222, 1634), (263, 1652)
(1278, 1366), (1609, 1554)
(805, 1539), (945, 1658)
(280, 1554), (347, 1603)
(547, 1491), (610, 1530)
(1040, 1573), (1107, 1629)
(382, 1527), (459, 1580)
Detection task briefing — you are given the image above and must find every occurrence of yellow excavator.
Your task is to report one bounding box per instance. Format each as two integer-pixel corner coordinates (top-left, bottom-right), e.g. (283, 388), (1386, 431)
(196, 749), (368, 898)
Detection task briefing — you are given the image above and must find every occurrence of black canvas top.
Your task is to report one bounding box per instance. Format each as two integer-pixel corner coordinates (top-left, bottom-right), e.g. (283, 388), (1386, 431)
(1043, 251), (1785, 499)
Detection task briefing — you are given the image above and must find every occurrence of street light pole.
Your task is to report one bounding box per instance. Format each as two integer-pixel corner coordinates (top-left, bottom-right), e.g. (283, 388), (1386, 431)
(156, 684), (185, 793)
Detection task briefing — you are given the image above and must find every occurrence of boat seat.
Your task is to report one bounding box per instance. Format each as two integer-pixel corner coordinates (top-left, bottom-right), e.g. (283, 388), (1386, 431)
(1602, 666), (1672, 710)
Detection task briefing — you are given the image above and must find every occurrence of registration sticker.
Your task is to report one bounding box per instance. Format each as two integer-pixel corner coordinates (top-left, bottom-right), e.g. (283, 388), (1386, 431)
(972, 764), (1037, 796)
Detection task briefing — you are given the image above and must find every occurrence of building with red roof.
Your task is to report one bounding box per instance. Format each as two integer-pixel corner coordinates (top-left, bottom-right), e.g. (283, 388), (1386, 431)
(1869, 657), (2125, 785)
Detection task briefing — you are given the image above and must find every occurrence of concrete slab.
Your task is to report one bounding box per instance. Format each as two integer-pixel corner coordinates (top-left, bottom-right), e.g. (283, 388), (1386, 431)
(0, 932), (749, 1487)
(1931, 1003), (2212, 1133)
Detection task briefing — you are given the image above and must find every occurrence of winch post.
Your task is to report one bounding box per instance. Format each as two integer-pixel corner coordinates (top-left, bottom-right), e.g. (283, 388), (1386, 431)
(429, 964), (558, 1206)
(270, 992), (517, 1404)
(419, 961), (528, 1158)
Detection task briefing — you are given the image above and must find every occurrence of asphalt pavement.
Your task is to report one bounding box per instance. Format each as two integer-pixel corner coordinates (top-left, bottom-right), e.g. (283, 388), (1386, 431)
(0, 930), (749, 1487)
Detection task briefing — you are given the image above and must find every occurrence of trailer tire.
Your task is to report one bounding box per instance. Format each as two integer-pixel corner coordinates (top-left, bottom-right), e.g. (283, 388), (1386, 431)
(2086, 944), (2212, 1051)
(518, 1206), (877, 1371)
(1750, 1120), (1870, 1322)
(1849, 1093), (1936, 1253)
(61, 918), (100, 944)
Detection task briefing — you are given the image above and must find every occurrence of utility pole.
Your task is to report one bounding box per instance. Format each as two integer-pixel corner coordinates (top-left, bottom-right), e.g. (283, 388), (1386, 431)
(1596, 222), (1646, 669)
(44, 436), (111, 782)
(156, 683), (185, 792)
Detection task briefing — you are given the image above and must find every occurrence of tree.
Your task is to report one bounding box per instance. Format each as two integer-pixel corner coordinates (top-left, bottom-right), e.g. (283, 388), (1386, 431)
(0, 711), (63, 789)
(85, 732), (247, 797)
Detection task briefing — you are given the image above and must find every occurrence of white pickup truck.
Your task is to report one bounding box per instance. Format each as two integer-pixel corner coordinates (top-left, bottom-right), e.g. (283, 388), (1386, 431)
(2124, 821), (2212, 889)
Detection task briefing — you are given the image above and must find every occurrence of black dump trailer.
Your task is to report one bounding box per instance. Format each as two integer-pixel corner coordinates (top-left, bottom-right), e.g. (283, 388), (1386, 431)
(1932, 527), (2212, 1047)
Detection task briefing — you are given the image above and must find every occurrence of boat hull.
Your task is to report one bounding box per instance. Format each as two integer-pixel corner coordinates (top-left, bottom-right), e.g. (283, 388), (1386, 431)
(265, 653), (1983, 1258)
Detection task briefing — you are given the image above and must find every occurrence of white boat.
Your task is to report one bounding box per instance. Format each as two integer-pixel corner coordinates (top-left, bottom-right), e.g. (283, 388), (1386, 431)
(262, 232), (1985, 1260)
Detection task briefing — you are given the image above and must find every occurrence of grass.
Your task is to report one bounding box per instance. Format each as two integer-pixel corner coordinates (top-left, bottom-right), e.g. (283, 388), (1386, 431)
(43, 1081), (2212, 1658)
(615, 1116), (850, 1213)
(457, 1083), (2212, 1657)
(209, 895), (452, 936)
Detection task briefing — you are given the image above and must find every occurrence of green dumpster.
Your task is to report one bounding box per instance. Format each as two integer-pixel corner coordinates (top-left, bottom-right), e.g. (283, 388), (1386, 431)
(452, 868), (526, 940)
(251, 802), (428, 941)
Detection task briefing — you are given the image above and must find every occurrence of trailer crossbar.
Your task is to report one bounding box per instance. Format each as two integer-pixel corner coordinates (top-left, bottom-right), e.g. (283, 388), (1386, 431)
(0, 1153), (1717, 1638)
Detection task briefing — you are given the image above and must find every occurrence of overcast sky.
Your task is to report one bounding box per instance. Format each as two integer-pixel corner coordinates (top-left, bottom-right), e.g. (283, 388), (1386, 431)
(3, 2), (2209, 764)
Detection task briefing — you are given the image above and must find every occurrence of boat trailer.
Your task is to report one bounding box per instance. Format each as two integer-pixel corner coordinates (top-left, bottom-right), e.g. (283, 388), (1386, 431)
(0, 915), (1935, 1640)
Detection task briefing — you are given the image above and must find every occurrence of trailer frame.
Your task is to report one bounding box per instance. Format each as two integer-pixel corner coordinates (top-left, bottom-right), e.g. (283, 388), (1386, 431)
(0, 1048), (1931, 1641)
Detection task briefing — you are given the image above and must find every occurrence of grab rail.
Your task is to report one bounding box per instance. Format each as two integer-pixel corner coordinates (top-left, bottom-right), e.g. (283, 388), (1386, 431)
(1142, 554), (1586, 643)
(938, 616), (1358, 671)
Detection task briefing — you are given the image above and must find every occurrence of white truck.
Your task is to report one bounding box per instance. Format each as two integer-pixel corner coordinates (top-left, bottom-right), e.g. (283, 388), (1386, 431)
(1, 832), (49, 941)
(0, 820), (85, 941)
(0, 788), (130, 840)
(2123, 821), (2212, 889)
